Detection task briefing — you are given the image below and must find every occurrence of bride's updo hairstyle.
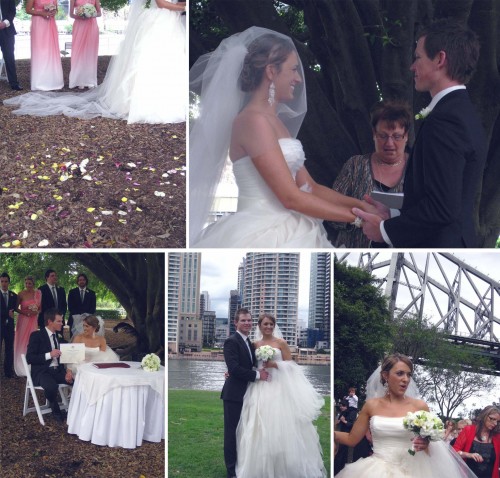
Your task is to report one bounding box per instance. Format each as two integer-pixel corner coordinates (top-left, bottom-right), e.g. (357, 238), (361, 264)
(257, 313), (276, 327)
(239, 34), (294, 93)
(84, 315), (100, 333)
(380, 353), (413, 385)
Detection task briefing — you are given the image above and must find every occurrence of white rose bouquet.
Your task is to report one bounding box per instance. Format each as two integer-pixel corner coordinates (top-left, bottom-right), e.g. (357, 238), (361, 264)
(255, 345), (275, 362)
(141, 353), (161, 372)
(403, 410), (444, 455)
(76, 4), (97, 17)
(43, 3), (57, 11)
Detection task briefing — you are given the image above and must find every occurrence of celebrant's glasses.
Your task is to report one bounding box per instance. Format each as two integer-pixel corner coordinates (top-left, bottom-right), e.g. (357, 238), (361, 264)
(487, 416), (499, 423)
(375, 132), (406, 142)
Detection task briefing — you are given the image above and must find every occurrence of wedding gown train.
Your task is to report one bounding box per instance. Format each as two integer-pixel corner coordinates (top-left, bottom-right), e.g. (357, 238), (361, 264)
(4, 0), (186, 124)
(336, 416), (477, 477)
(194, 139), (333, 248)
(236, 348), (327, 478)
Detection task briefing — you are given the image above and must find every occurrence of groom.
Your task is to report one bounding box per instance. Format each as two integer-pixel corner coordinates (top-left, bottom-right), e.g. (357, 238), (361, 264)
(0, 0), (22, 90)
(221, 308), (269, 478)
(354, 19), (487, 247)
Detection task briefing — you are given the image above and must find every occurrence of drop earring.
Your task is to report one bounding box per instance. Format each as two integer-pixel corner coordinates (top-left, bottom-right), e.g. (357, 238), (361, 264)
(268, 81), (275, 106)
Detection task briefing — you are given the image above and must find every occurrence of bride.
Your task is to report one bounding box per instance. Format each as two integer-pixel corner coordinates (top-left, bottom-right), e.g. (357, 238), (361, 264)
(190, 27), (369, 247)
(334, 354), (477, 477)
(236, 314), (326, 478)
(4, 0), (186, 124)
(68, 315), (118, 374)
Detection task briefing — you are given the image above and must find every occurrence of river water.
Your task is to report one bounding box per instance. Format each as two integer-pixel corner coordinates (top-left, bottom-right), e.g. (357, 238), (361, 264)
(168, 359), (331, 396)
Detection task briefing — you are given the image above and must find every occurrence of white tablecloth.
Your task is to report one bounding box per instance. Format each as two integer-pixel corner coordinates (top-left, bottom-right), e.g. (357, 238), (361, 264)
(67, 361), (165, 448)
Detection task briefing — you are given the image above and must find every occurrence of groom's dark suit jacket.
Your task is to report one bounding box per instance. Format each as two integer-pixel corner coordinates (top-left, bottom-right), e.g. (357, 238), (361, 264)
(1, 289), (18, 373)
(0, 0), (19, 87)
(37, 284), (67, 329)
(221, 332), (257, 402)
(26, 328), (66, 383)
(384, 89), (487, 247)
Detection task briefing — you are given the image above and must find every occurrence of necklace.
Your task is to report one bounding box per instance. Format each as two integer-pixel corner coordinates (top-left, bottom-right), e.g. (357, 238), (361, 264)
(374, 155), (405, 167)
(481, 434), (490, 442)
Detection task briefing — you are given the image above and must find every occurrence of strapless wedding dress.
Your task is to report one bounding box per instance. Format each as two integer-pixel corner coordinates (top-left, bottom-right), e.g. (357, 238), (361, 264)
(336, 416), (477, 477)
(194, 139), (333, 248)
(236, 348), (327, 478)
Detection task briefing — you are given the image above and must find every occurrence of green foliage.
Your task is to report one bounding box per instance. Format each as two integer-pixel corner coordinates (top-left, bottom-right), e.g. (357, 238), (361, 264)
(168, 389), (330, 478)
(99, 0), (128, 12)
(0, 253), (118, 306)
(334, 260), (393, 400)
(96, 308), (125, 321)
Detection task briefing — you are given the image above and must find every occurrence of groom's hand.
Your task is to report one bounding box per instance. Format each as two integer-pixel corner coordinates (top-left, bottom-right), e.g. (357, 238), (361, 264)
(352, 208), (384, 243)
(362, 194), (390, 220)
(259, 369), (269, 381)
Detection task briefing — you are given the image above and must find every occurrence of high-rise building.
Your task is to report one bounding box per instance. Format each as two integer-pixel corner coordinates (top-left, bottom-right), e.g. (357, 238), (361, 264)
(167, 252), (202, 353)
(308, 252), (331, 348)
(228, 289), (241, 336)
(240, 253), (300, 345)
(200, 290), (211, 316)
(202, 310), (216, 347)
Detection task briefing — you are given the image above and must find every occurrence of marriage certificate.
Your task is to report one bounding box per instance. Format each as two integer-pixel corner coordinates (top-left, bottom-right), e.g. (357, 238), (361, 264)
(59, 343), (85, 364)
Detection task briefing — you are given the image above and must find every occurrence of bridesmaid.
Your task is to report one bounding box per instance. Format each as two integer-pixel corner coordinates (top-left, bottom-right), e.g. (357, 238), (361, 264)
(26, 0), (64, 90)
(69, 0), (101, 89)
(13, 276), (41, 377)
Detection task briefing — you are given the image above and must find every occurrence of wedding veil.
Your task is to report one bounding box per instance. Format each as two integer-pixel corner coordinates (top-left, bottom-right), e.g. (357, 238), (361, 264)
(365, 365), (421, 400)
(254, 322), (284, 341)
(188, 26), (308, 245)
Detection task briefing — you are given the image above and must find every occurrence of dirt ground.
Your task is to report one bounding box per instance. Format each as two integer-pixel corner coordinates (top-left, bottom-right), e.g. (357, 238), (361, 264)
(0, 319), (165, 478)
(0, 57), (186, 248)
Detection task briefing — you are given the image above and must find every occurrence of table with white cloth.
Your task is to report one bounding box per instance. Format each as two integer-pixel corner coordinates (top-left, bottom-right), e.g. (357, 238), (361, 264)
(67, 361), (164, 449)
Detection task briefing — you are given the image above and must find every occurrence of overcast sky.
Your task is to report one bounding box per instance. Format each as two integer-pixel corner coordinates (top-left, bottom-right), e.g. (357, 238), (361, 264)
(200, 251), (315, 326)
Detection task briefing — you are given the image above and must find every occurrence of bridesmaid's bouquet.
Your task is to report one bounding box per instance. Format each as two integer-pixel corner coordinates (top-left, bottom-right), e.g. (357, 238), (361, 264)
(43, 3), (57, 11)
(76, 4), (97, 17)
(141, 353), (161, 372)
(403, 410), (444, 455)
(255, 345), (275, 362)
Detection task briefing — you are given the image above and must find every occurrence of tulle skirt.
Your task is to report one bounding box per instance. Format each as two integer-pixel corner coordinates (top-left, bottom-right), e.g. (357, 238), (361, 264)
(336, 440), (478, 478)
(236, 361), (327, 478)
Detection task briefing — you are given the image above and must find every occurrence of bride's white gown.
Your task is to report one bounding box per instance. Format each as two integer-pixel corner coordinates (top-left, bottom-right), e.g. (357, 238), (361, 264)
(236, 348), (327, 478)
(194, 139), (333, 248)
(337, 416), (476, 477)
(4, 0), (186, 124)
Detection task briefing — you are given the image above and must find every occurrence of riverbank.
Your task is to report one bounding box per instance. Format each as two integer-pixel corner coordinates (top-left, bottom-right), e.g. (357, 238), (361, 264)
(168, 351), (330, 365)
(168, 389), (331, 478)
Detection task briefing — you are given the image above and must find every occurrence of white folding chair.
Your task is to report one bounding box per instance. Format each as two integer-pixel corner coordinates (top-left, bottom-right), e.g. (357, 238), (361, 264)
(0, 57), (7, 82)
(21, 354), (71, 426)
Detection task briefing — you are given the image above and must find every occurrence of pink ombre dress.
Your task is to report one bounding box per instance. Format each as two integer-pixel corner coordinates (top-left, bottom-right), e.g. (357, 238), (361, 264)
(69, 0), (99, 88)
(30, 0), (64, 90)
(13, 290), (42, 376)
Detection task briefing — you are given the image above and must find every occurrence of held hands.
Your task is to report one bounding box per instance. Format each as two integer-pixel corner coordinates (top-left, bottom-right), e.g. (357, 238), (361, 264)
(65, 369), (73, 384)
(259, 368), (270, 381)
(362, 195), (390, 220)
(351, 195), (391, 243)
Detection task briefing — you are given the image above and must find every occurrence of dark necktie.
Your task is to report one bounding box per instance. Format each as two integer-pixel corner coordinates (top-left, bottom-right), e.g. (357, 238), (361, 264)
(3, 291), (8, 306)
(52, 333), (58, 350)
(246, 338), (253, 362)
(80, 289), (85, 303)
(51, 287), (58, 307)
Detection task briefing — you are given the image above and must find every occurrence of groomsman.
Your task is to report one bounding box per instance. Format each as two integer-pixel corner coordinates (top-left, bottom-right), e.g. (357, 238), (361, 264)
(0, 272), (18, 378)
(67, 273), (96, 338)
(0, 0), (22, 90)
(38, 269), (67, 339)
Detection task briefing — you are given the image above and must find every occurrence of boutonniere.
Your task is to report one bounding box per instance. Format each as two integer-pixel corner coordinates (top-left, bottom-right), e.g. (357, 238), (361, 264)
(415, 106), (432, 120)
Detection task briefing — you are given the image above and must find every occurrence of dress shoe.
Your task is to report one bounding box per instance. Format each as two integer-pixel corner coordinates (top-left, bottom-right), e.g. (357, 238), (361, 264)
(52, 413), (64, 423)
(11, 85), (23, 91)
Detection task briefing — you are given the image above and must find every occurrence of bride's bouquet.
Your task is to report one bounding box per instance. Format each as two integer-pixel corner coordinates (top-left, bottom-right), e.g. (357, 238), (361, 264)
(76, 4), (97, 17)
(403, 410), (444, 455)
(141, 353), (161, 372)
(255, 345), (275, 362)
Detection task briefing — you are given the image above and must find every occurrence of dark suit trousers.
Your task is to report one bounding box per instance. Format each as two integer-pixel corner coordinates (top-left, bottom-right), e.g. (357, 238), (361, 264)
(35, 367), (67, 403)
(0, 33), (18, 87)
(1, 321), (14, 375)
(224, 400), (243, 477)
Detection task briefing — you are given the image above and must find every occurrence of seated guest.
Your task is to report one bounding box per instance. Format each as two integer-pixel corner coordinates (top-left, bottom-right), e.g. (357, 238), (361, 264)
(68, 315), (118, 373)
(326, 99), (411, 247)
(26, 308), (73, 423)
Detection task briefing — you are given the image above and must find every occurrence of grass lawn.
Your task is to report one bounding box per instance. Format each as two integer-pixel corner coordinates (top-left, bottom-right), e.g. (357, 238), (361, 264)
(168, 389), (331, 478)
